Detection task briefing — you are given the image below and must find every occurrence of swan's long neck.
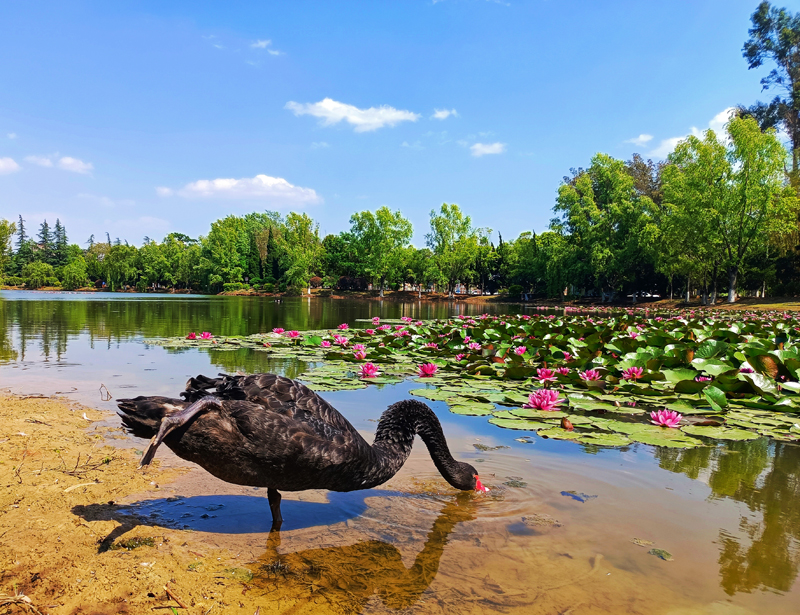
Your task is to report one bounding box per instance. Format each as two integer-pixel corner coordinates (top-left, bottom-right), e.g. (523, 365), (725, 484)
(367, 400), (463, 489)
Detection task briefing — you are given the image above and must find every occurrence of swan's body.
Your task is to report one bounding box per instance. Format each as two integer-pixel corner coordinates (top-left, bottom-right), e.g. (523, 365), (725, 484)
(117, 373), (487, 530)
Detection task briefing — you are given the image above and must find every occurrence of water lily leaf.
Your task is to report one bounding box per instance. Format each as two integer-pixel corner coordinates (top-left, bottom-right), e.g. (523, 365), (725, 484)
(510, 408), (568, 419)
(674, 380), (707, 394)
(691, 358), (736, 377)
(660, 368), (698, 384)
(449, 403), (495, 416)
(409, 388), (452, 401)
(681, 425), (760, 440)
(703, 385), (728, 412)
(488, 418), (552, 430)
(604, 422), (703, 448)
(577, 432), (632, 446)
(741, 372), (778, 396)
(695, 340), (729, 359)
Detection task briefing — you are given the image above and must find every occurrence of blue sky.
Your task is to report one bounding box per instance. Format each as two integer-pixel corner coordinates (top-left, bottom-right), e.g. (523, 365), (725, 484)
(0, 0), (789, 246)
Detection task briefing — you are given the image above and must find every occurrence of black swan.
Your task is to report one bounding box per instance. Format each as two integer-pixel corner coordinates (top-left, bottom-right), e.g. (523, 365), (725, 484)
(117, 373), (489, 530)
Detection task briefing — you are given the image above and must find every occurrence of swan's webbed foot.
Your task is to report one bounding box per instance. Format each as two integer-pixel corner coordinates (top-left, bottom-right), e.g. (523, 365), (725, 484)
(268, 488), (283, 532)
(139, 396), (223, 468)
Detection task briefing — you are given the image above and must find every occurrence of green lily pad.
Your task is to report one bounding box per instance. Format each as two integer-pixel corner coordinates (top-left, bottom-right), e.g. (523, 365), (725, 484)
(680, 425), (760, 440)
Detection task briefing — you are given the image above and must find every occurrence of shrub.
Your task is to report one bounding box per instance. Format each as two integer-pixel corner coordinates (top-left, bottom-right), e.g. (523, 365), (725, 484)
(278, 282), (288, 293)
(309, 276), (323, 288)
(222, 282), (248, 292)
(261, 282), (274, 293)
(508, 284), (524, 296)
(22, 262), (56, 289)
(3, 276), (24, 286)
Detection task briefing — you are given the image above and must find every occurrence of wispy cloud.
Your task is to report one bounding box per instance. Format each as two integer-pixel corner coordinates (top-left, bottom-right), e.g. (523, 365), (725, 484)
(310, 141), (330, 150)
(24, 155), (53, 167)
(285, 98), (420, 132)
(77, 193), (135, 208)
(647, 108), (735, 159)
(470, 142), (506, 157)
(161, 174), (321, 205)
(58, 156), (93, 174)
(401, 140), (424, 150)
(7, 133), (16, 140)
(267, 49), (284, 56)
(431, 108), (458, 120)
(0, 157), (20, 174)
(251, 39), (271, 49)
(624, 134), (653, 147)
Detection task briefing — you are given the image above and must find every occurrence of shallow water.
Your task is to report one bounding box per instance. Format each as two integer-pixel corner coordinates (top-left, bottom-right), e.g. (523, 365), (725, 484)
(2, 290), (799, 613)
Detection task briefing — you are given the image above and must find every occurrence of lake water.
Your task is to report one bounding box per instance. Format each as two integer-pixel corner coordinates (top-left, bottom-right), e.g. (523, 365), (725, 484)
(1, 290), (799, 614)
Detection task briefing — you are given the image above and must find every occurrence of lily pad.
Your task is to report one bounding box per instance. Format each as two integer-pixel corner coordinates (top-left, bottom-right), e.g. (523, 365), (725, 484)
(680, 425), (760, 441)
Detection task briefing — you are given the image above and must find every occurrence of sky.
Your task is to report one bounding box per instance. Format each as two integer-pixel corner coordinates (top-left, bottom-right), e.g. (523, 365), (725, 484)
(0, 0), (793, 247)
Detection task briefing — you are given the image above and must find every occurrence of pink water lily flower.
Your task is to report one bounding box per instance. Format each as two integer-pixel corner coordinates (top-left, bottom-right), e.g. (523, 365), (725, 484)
(514, 346), (527, 356)
(455, 353), (466, 362)
(464, 336), (471, 342)
(622, 366), (643, 381)
(418, 363), (439, 377)
(365, 329), (375, 335)
(394, 330), (410, 337)
(579, 369), (601, 381)
(739, 366), (754, 373)
(372, 316), (381, 323)
(287, 330), (300, 338)
(555, 367), (570, 375)
(352, 343), (366, 352)
(536, 368), (558, 385)
(272, 327), (285, 334)
(186, 332), (197, 340)
(695, 375), (711, 382)
(563, 352), (572, 362)
(630, 332), (638, 339)
(523, 389), (563, 411)
(394, 325), (405, 330)
(650, 409), (682, 428)
(377, 324), (391, 331)
(321, 340), (332, 348)
(333, 335), (348, 346)
(359, 362), (381, 378)
(338, 323), (349, 330)
(401, 316), (413, 322)
(200, 332), (213, 339)
(467, 342), (482, 351)
(425, 342), (439, 349)
(353, 350), (367, 360)
(415, 321), (424, 326)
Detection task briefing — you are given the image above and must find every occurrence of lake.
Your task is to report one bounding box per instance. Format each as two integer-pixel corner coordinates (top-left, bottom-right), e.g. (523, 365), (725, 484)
(1, 290), (798, 614)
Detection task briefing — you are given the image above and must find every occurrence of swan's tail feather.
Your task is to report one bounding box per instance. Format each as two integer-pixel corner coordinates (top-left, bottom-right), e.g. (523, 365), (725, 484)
(180, 373), (228, 401)
(117, 396), (189, 439)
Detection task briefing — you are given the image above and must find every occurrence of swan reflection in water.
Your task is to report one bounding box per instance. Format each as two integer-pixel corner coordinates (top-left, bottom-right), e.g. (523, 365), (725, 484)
(251, 493), (476, 612)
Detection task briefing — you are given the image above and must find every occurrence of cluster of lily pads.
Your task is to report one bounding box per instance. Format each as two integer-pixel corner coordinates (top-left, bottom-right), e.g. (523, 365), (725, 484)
(145, 309), (800, 449)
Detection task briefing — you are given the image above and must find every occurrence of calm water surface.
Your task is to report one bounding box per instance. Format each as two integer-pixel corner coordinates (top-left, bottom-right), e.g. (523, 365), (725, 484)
(1, 290), (799, 614)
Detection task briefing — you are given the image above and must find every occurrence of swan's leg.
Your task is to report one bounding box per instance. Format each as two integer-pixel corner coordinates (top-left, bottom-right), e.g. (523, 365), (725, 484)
(268, 488), (283, 531)
(139, 397), (222, 468)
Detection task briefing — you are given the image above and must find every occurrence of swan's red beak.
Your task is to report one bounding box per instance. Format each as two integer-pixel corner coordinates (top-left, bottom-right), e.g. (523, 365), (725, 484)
(475, 476), (490, 493)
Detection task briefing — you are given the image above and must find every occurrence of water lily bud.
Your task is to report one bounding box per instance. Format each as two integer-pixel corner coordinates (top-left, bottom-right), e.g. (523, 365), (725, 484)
(561, 417), (574, 431)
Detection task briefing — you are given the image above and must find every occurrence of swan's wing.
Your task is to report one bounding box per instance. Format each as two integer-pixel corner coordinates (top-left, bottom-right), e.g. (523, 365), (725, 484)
(217, 373), (355, 434)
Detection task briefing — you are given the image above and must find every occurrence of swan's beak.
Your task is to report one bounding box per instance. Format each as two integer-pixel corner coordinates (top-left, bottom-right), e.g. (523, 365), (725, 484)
(475, 477), (490, 493)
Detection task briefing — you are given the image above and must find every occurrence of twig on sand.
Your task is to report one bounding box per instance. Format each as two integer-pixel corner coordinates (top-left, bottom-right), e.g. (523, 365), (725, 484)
(0, 592), (45, 615)
(164, 583), (187, 609)
(99, 384), (112, 401)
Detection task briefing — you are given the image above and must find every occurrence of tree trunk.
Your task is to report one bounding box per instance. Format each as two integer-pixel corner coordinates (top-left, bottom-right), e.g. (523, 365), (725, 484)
(380, 277), (384, 298)
(728, 267), (738, 303)
(685, 276), (690, 303)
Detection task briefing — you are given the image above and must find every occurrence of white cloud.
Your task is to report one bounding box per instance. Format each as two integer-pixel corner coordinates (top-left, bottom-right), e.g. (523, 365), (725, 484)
(77, 193), (135, 208)
(401, 140), (424, 150)
(648, 107), (736, 159)
(24, 155), (53, 167)
(624, 134), (653, 147)
(0, 157), (20, 174)
(171, 173), (322, 205)
(285, 98), (420, 132)
(310, 141), (329, 150)
(267, 49), (284, 56)
(57, 156), (93, 174)
(155, 186), (174, 197)
(470, 142), (506, 157)
(431, 108), (458, 120)
(251, 39), (271, 49)
(7, 133), (16, 139)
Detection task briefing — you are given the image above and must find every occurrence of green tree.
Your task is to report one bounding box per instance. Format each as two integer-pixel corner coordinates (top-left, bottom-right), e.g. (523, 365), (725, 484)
(22, 261), (56, 289)
(742, 1), (800, 184)
(14, 215), (34, 273)
(60, 255), (88, 290)
(105, 244), (140, 291)
(426, 203), (488, 297)
(37, 220), (53, 264)
(280, 212), (322, 293)
(349, 207), (413, 297)
(663, 115), (799, 303)
(53, 219), (68, 267)
(0, 218), (16, 279)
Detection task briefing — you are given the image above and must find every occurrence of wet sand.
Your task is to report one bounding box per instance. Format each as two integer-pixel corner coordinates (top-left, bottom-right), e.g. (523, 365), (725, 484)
(1, 394), (797, 614)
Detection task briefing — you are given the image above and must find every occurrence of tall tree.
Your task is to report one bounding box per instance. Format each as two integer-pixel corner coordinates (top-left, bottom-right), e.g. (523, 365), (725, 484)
(14, 215), (33, 271)
(280, 212), (322, 293)
(53, 219), (68, 267)
(349, 207), (413, 296)
(426, 203), (488, 297)
(742, 1), (800, 183)
(37, 220), (53, 264)
(0, 218), (16, 278)
(663, 115), (799, 302)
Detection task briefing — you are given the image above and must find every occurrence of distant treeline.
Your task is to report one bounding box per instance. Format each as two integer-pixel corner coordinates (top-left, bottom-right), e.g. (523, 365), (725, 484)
(1, 117), (800, 301)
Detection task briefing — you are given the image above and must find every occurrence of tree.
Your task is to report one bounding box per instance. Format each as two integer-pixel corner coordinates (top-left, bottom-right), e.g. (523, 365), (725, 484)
(14, 215), (34, 272)
(426, 203), (488, 296)
(0, 218), (16, 279)
(663, 116), (799, 303)
(280, 212), (322, 293)
(36, 220), (53, 265)
(60, 255), (88, 290)
(53, 219), (68, 267)
(742, 1), (800, 183)
(349, 207), (413, 296)
(22, 261), (56, 289)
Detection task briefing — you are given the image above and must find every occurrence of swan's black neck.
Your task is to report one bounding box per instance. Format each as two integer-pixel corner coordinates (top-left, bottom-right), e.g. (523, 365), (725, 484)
(368, 399), (466, 490)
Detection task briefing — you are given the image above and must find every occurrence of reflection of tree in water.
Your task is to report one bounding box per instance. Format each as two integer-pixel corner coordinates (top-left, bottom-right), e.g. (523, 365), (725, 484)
(252, 494), (475, 612)
(655, 439), (800, 595)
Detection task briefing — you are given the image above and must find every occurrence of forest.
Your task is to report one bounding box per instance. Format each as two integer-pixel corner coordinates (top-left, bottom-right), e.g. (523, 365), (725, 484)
(1, 115), (800, 303)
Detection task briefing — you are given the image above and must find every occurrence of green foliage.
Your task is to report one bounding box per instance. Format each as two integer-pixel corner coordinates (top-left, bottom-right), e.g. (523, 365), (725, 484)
(426, 203), (489, 295)
(349, 206), (412, 296)
(60, 255), (88, 291)
(22, 261), (56, 289)
(0, 218), (16, 277)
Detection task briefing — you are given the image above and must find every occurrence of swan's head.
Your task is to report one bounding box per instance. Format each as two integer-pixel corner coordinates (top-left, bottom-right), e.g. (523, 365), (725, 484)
(452, 462), (490, 493)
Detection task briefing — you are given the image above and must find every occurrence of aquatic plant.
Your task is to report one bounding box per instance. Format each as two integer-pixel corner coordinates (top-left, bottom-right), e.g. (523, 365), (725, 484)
(523, 389), (562, 411)
(650, 409), (682, 428)
(418, 363), (439, 377)
(358, 362), (380, 378)
(622, 367), (643, 380)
